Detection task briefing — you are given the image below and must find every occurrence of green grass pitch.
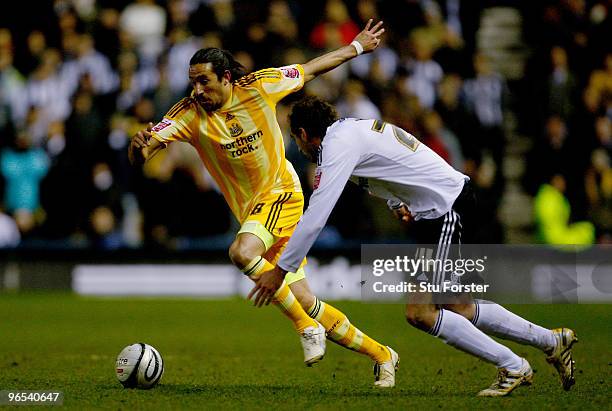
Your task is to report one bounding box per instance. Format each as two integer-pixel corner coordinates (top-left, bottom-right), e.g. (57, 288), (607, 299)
(0, 293), (609, 410)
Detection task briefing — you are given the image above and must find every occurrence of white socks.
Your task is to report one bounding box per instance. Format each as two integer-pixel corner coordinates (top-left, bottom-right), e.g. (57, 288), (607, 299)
(472, 300), (556, 352)
(432, 308), (523, 371)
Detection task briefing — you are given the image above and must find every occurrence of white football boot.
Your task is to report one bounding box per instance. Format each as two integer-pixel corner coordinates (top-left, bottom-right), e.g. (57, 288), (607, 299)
(301, 323), (326, 366)
(373, 346), (400, 388)
(477, 358), (533, 397)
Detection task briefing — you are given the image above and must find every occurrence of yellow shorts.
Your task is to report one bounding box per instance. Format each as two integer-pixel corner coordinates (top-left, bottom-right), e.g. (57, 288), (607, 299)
(237, 192), (306, 285)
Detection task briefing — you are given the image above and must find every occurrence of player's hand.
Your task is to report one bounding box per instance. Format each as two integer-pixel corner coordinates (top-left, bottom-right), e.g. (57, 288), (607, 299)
(248, 267), (286, 307)
(131, 122), (154, 149)
(128, 122), (153, 165)
(353, 19), (385, 54)
(392, 204), (412, 224)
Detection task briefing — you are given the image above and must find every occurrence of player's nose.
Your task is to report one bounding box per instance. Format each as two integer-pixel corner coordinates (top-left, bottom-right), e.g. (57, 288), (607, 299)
(193, 83), (205, 96)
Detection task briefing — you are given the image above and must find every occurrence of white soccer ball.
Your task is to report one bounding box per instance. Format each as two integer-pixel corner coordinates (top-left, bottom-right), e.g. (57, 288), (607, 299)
(115, 343), (164, 389)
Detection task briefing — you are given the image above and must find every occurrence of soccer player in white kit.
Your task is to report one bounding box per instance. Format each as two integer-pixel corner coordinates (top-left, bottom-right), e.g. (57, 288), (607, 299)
(249, 96), (578, 397)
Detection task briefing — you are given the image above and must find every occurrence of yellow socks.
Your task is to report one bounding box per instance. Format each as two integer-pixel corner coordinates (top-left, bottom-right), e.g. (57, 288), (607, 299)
(309, 297), (390, 364)
(243, 256), (317, 333)
(243, 257), (390, 363)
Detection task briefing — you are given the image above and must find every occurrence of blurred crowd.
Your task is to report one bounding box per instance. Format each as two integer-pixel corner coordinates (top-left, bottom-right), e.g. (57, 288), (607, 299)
(0, 0), (609, 249)
(521, 1), (611, 244)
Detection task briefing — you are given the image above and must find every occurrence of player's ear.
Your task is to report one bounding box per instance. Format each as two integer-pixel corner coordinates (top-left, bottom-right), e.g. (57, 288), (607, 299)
(297, 127), (308, 142)
(222, 70), (232, 85)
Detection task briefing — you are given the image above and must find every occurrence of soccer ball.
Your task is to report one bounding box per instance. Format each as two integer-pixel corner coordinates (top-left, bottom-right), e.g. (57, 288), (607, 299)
(115, 343), (164, 389)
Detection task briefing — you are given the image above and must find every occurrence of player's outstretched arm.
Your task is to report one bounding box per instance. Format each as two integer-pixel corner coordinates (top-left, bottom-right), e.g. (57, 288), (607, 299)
(302, 19), (384, 82)
(128, 122), (164, 166)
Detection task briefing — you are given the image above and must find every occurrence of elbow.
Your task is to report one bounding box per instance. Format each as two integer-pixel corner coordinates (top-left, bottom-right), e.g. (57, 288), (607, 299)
(302, 67), (315, 82)
(301, 61), (319, 82)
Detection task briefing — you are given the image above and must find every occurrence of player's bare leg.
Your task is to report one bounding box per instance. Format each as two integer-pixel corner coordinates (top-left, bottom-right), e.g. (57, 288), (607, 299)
(229, 233), (325, 365)
(290, 279), (398, 387)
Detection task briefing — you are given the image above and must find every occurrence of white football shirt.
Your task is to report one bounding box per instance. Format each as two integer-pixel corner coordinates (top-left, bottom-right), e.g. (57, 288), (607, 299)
(278, 118), (468, 272)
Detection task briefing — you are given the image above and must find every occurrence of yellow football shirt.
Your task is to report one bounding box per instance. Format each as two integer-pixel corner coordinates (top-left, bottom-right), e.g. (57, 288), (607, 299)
(150, 65), (305, 223)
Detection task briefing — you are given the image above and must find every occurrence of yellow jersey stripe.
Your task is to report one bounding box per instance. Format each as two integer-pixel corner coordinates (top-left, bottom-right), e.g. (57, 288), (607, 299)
(235, 69), (280, 84)
(167, 98), (192, 118)
(270, 192), (292, 231)
(237, 87), (276, 195)
(264, 194), (285, 231)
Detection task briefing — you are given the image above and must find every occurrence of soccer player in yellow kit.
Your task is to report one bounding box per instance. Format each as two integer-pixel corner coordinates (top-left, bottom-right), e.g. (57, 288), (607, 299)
(128, 20), (399, 387)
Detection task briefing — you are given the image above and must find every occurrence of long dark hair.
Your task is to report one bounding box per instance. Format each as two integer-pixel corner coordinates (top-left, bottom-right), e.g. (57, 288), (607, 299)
(189, 48), (247, 82)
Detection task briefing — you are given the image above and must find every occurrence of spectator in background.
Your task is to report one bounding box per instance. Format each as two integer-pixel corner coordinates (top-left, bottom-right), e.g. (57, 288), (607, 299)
(119, 0), (167, 64)
(462, 52), (507, 195)
(421, 109), (464, 171)
(585, 52), (612, 110)
(266, 0), (299, 52)
(434, 73), (473, 157)
(64, 84), (105, 166)
(310, 0), (360, 50)
(547, 46), (576, 120)
(166, 26), (201, 99)
(418, 0), (465, 74)
(167, 0), (191, 33)
(351, 0), (397, 90)
(336, 78), (381, 119)
(0, 130), (49, 236)
(403, 30), (443, 109)
(534, 174), (595, 245)
(382, 70), (423, 136)
(86, 162), (124, 249)
(68, 33), (119, 96)
(115, 50), (159, 113)
(585, 116), (612, 238)
(0, 29), (27, 132)
(524, 115), (573, 196)
(55, 4), (84, 40)
(25, 49), (72, 138)
(305, 0), (357, 101)
(21, 30), (47, 76)
(349, 35), (399, 89)
(0, 0), (605, 248)
(207, 0), (236, 34)
(92, 7), (121, 69)
(379, 0), (425, 39)
(106, 114), (133, 193)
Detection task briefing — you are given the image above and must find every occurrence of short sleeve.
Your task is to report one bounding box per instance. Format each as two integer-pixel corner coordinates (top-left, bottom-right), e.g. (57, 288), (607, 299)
(150, 98), (196, 145)
(235, 65), (305, 105)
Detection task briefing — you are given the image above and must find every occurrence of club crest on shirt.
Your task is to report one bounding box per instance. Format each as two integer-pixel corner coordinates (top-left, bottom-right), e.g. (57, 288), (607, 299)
(229, 122), (243, 137)
(225, 113), (235, 122)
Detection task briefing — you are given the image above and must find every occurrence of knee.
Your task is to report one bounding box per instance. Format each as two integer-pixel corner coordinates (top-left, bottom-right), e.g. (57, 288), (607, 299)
(228, 239), (257, 268)
(405, 305), (437, 331)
